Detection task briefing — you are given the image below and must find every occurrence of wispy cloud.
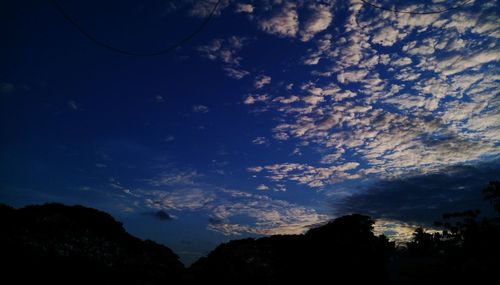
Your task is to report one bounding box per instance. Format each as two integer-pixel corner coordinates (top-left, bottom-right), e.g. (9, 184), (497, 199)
(198, 36), (251, 79)
(192, 105), (209, 113)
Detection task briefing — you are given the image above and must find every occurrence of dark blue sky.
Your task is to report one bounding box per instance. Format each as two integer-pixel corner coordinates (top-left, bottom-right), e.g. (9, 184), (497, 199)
(1, 0), (499, 264)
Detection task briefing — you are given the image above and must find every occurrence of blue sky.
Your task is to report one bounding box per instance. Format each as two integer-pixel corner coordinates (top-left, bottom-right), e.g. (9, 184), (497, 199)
(1, 0), (499, 264)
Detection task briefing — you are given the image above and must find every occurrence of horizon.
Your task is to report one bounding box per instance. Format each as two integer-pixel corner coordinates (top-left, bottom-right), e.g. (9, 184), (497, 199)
(1, 0), (499, 265)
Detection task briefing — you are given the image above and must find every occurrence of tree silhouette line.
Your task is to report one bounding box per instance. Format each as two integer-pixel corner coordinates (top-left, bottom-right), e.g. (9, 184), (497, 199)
(0, 181), (498, 284)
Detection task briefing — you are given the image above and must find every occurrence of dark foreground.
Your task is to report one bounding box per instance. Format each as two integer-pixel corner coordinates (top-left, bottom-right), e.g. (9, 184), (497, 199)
(1, 181), (499, 284)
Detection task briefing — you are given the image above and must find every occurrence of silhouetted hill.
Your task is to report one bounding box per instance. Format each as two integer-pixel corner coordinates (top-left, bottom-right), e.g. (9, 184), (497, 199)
(188, 214), (395, 285)
(0, 203), (184, 285)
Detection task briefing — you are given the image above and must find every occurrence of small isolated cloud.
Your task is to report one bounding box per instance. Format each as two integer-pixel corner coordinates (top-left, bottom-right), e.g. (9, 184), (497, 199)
(300, 5), (332, 41)
(252, 137), (269, 145)
(143, 210), (173, 221)
(193, 105), (209, 113)
(68, 100), (78, 110)
(0, 82), (14, 94)
(256, 184), (269, 191)
(224, 67), (250, 79)
(154, 95), (165, 103)
(165, 136), (175, 142)
(259, 4), (299, 38)
(254, 75), (272, 89)
(235, 3), (253, 13)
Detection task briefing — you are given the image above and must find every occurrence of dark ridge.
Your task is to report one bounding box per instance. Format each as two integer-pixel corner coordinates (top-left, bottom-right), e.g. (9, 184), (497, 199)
(1, 180), (498, 285)
(187, 214), (395, 285)
(0, 203), (184, 285)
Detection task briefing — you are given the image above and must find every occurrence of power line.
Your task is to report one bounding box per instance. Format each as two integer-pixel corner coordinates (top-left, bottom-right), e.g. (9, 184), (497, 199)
(359, 0), (474, 15)
(51, 0), (222, 56)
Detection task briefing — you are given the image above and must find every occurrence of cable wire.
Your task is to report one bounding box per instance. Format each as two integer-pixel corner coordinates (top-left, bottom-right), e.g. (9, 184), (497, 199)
(359, 0), (474, 15)
(51, 0), (222, 56)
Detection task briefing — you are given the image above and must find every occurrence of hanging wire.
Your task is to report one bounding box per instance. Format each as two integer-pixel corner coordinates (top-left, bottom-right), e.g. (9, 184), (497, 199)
(359, 0), (474, 15)
(51, 0), (222, 56)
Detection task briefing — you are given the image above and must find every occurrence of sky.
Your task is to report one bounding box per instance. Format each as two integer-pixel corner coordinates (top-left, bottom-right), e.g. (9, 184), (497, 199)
(1, 0), (499, 264)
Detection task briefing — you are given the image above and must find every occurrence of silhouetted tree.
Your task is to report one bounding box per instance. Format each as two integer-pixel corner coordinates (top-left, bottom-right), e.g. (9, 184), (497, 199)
(0, 203), (185, 285)
(399, 181), (500, 285)
(188, 214), (395, 285)
(483, 180), (500, 212)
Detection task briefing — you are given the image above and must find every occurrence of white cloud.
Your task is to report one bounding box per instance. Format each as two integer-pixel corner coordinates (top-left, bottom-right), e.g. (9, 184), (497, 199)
(372, 26), (407, 46)
(273, 132), (289, 141)
(259, 4), (299, 38)
(391, 57), (413, 66)
(244, 94), (269, 105)
(300, 5), (332, 42)
(235, 3), (253, 13)
(241, 0), (499, 190)
(256, 184), (269, 191)
(252, 137), (269, 145)
(337, 69), (369, 83)
(224, 67), (250, 79)
(208, 189), (331, 235)
(254, 75), (272, 89)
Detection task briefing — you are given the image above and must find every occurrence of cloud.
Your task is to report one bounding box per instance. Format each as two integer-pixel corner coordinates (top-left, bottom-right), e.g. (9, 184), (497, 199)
(154, 95), (165, 103)
(224, 67), (250, 79)
(373, 219), (438, 244)
(254, 75), (272, 89)
(337, 69), (369, 83)
(256, 184), (269, 191)
(248, 161), (363, 188)
(252, 137), (269, 145)
(259, 3), (299, 38)
(145, 188), (216, 211)
(0, 82), (14, 94)
(68, 100), (78, 110)
(300, 5), (332, 41)
(235, 3), (253, 13)
(198, 36), (251, 79)
(119, 173), (330, 236)
(143, 210), (173, 221)
(391, 57), (413, 66)
(189, 0), (229, 17)
(333, 162), (500, 224)
(243, 0), (499, 190)
(372, 26), (407, 46)
(192, 105), (209, 113)
(148, 170), (200, 187)
(207, 189), (331, 235)
(244, 94), (269, 105)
